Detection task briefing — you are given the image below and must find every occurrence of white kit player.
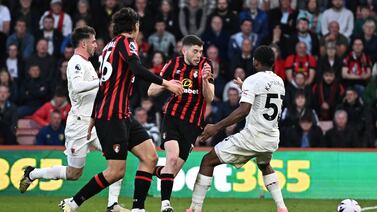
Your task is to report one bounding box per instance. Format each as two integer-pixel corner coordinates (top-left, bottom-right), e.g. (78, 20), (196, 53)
(19, 26), (129, 212)
(186, 46), (288, 212)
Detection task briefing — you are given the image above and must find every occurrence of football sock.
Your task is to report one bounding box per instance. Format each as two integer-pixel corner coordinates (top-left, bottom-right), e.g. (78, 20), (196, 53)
(73, 172), (110, 206)
(160, 173), (174, 201)
(190, 174), (212, 210)
(153, 166), (164, 178)
(29, 166), (67, 180)
(108, 179), (123, 207)
(132, 171), (152, 209)
(263, 173), (286, 209)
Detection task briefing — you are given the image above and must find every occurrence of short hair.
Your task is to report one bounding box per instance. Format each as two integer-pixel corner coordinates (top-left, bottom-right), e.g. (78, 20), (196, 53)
(253, 45), (275, 67)
(71, 26), (96, 48)
(16, 17), (27, 25)
(297, 17), (309, 24)
(334, 109), (347, 119)
(135, 107), (147, 113)
(43, 14), (54, 22)
(299, 111), (313, 123)
(112, 7), (139, 36)
(182, 35), (203, 47)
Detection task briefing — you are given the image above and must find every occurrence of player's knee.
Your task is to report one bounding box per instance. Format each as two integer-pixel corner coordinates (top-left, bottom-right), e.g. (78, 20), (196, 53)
(166, 154), (179, 166)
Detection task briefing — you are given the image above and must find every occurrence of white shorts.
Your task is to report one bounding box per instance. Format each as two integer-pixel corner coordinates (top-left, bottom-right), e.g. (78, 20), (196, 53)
(64, 114), (102, 168)
(214, 132), (276, 168)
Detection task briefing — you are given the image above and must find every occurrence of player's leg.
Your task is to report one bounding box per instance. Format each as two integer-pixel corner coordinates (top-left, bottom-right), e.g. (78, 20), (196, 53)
(187, 149), (222, 212)
(257, 155), (288, 212)
(130, 138), (158, 211)
(90, 138), (127, 212)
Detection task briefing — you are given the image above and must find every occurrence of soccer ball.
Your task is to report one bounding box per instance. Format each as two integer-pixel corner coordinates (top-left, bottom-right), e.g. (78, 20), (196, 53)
(337, 199), (361, 212)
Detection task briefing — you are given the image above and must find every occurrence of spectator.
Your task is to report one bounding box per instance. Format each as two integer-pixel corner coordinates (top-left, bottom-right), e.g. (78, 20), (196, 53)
(156, 0), (181, 39)
(60, 18), (87, 55)
(27, 38), (57, 83)
(205, 45), (228, 81)
(288, 18), (319, 56)
(353, 5), (375, 36)
(73, 0), (93, 25)
(0, 85), (17, 145)
(222, 67), (245, 101)
(94, 0), (119, 39)
(6, 44), (25, 84)
(201, 15), (230, 60)
(280, 111), (324, 147)
(39, 0), (73, 37)
(281, 90), (319, 128)
(321, 0), (354, 38)
(285, 42), (317, 85)
(17, 65), (50, 118)
(149, 51), (165, 75)
(337, 87), (367, 137)
(319, 21), (348, 57)
(134, 0), (154, 37)
(216, 87), (240, 122)
(342, 38), (372, 93)
(317, 41), (343, 80)
(365, 95), (377, 147)
(270, 44), (286, 81)
(297, 0), (322, 34)
(229, 38), (254, 77)
(364, 73), (377, 104)
(6, 18), (34, 60)
(211, 52), (226, 102)
(141, 97), (160, 124)
(0, 69), (18, 103)
(179, 0), (210, 36)
(324, 109), (359, 147)
(134, 107), (161, 146)
(207, 0), (239, 34)
(11, 0), (40, 36)
(284, 72), (312, 109)
(228, 19), (259, 60)
(55, 60), (68, 96)
(268, 0), (298, 37)
(265, 24), (290, 59)
(172, 39), (183, 58)
(0, 1), (10, 35)
(135, 31), (150, 61)
(36, 110), (65, 145)
(148, 18), (176, 57)
(361, 20), (377, 63)
(312, 69), (345, 121)
(31, 88), (70, 127)
(240, 0), (269, 41)
(35, 15), (63, 58)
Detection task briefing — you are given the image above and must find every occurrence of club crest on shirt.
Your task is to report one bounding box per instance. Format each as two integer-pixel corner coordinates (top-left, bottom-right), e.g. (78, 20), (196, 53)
(193, 69), (198, 78)
(113, 144), (120, 153)
(176, 70), (181, 74)
(265, 82), (272, 91)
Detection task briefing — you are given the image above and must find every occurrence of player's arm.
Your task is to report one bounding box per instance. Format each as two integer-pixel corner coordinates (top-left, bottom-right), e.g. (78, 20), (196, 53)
(69, 62), (99, 94)
(202, 62), (215, 103)
(148, 60), (179, 97)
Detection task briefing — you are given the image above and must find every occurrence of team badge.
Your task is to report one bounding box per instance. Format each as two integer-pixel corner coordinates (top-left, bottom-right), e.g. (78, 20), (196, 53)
(176, 70), (181, 74)
(193, 69), (198, 78)
(113, 144), (120, 153)
(162, 132), (166, 140)
(71, 148), (75, 154)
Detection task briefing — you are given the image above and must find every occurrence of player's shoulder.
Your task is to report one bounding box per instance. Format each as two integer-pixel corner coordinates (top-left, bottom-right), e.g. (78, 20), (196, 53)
(67, 55), (84, 67)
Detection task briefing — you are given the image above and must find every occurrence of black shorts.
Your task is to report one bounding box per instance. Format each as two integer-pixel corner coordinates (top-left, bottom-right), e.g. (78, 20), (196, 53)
(160, 115), (202, 161)
(95, 117), (150, 160)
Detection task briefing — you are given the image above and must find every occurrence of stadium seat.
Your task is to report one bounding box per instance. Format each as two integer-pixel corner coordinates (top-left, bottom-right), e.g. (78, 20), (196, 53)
(16, 119), (41, 145)
(318, 121), (333, 133)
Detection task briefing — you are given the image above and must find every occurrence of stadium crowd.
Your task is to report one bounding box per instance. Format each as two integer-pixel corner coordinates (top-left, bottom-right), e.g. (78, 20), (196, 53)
(0, 0), (376, 148)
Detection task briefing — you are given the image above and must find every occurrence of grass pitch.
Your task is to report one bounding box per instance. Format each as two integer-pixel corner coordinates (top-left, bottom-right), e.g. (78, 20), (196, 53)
(0, 196), (376, 212)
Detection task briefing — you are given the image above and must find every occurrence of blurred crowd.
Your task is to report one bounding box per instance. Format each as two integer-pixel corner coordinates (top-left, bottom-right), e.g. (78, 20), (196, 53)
(0, 0), (376, 148)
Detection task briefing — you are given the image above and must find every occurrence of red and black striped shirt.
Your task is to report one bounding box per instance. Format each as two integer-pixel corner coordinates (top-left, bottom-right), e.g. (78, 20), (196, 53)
(160, 56), (214, 127)
(94, 35), (138, 120)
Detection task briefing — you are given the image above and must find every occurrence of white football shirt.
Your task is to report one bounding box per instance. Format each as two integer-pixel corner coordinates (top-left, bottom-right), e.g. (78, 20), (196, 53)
(239, 71), (285, 142)
(67, 54), (99, 117)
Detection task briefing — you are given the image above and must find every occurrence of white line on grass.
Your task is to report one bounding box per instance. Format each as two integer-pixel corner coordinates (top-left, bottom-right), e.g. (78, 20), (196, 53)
(361, 206), (377, 211)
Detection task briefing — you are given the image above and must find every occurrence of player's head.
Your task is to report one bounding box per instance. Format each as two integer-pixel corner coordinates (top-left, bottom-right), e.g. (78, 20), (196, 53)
(181, 35), (204, 66)
(252, 45), (275, 71)
(71, 26), (97, 56)
(112, 7), (140, 38)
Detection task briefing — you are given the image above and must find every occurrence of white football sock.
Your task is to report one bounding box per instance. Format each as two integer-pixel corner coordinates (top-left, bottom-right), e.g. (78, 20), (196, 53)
(190, 174), (212, 210)
(29, 166), (67, 180)
(263, 173), (286, 209)
(108, 179), (122, 207)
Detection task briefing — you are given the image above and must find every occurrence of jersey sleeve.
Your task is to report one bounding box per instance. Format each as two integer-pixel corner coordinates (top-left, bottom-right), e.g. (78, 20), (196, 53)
(239, 76), (257, 105)
(68, 59), (99, 93)
(118, 37), (140, 62)
(160, 59), (175, 80)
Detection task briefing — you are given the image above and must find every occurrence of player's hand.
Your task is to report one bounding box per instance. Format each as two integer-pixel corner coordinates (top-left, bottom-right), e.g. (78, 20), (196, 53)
(233, 77), (243, 88)
(197, 124), (219, 142)
(202, 63), (213, 81)
(87, 118), (95, 140)
(163, 79), (183, 96)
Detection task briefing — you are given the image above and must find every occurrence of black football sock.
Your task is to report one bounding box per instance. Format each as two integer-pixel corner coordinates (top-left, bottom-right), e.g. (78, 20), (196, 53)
(73, 172), (110, 206)
(160, 173), (174, 201)
(153, 166), (164, 178)
(132, 171), (153, 209)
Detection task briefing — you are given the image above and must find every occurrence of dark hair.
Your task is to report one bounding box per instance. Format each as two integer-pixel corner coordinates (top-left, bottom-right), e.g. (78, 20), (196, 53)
(54, 87), (66, 97)
(135, 107), (146, 113)
(71, 26), (96, 48)
(253, 45), (275, 67)
(323, 68), (336, 75)
(16, 17), (27, 25)
(43, 14), (54, 21)
(299, 111), (313, 123)
(182, 35), (203, 47)
(297, 17), (309, 24)
(112, 7), (139, 36)
(51, 109), (62, 116)
(295, 89), (306, 98)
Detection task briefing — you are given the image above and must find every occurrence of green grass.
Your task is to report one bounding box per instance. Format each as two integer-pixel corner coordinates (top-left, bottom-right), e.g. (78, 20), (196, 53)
(0, 196), (376, 212)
